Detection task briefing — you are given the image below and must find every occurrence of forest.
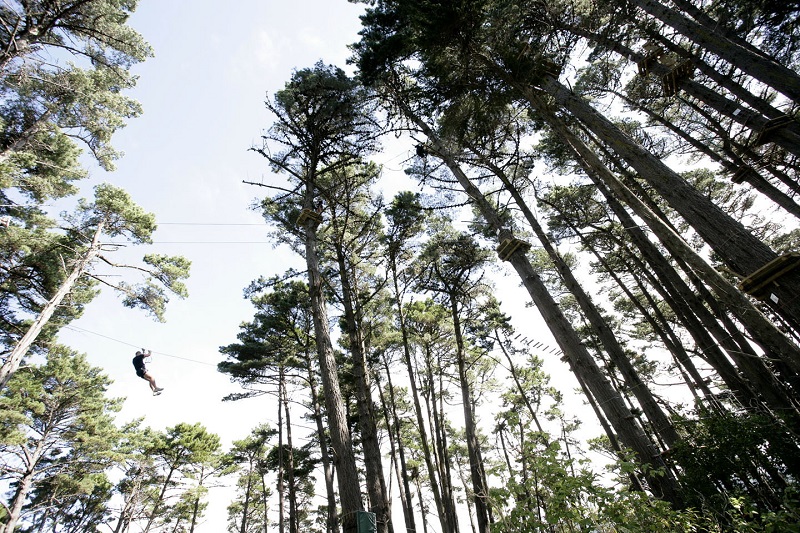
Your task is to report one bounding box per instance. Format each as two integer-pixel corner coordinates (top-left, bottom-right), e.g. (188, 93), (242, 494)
(2, 0), (800, 531)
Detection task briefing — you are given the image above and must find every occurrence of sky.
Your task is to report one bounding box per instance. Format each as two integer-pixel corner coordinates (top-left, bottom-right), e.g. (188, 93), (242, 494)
(49, 1), (566, 530)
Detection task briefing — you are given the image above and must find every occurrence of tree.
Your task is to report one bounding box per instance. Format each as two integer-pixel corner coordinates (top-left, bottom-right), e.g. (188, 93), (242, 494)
(385, 86), (681, 503)
(106, 423), (162, 533)
(321, 161), (392, 533)
(226, 425), (275, 533)
(0, 345), (123, 533)
(141, 422), (221, 533)
(413, 229), (495, 533)
(355, 0), (800, 337)
(219, 277), (339, 533)
(253, 62), (380, 533)
(0, 0), (153, 169)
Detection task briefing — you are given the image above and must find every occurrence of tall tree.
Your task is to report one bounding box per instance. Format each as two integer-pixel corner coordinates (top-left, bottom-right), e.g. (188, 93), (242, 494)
(253, 62), (380, 533)
(385, 86), (681, 502)
(355, 0), (800, 336)
(321, 161), (392, 533)
(413, 229), (495, 533)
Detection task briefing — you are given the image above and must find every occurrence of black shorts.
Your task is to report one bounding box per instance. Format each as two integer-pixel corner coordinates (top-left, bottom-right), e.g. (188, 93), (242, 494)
(136, 368), (146, 379)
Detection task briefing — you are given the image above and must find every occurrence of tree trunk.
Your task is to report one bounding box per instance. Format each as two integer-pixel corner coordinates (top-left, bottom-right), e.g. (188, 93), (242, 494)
(379, 354), (417, 533)
(240, 461), (254, 533)
(602, 86), (800, 220)
(0, 219), (104, 390)
(144, 465), (177, 533)
(277, 372), (286, 533)
(335, 245), (391, 533)
(302, 205), (362, 533)
(423, 345), (460, 533)
(448, 294), (492, 533)
(527, 87), (800, 375)
(306, 363), (339, 533)
(2, 458), (38, 533)
(283, 372), (298, 533)
(476, 154), (680, 447)
(389, 259), (453, 533)
(630, 0), (800, 102)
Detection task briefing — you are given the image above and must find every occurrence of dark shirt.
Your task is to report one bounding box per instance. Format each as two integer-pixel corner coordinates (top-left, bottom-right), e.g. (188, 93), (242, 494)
(132, 353), (147, 372)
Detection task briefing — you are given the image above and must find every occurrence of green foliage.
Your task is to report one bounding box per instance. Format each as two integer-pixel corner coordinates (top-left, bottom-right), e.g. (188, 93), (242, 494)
(141, 422), (222, 531)
(219, 277), (313, 393)
(259, 61), (379, 184)
(672, 409), (800, 525)
(0, 0), (152, 171)
(413, 229), (492, 300)
(0, 345), (124, 531)
(225, 425), (275, 533)
(78, 183), (157, 242)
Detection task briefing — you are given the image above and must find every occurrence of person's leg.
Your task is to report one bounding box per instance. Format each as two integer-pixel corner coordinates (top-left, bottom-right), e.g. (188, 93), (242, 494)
(143, 372), (158, 391)
(144, 372), (163, 393)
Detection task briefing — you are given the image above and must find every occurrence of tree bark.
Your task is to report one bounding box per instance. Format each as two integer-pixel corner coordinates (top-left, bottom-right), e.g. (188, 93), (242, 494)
(379, 355), (417, 533)
(447, 294), (492, 533)
(475, 154), (680, 448)
(526, 85), (800, 375)
(334, 245), (391, 533)
(302, 201), (362, 533)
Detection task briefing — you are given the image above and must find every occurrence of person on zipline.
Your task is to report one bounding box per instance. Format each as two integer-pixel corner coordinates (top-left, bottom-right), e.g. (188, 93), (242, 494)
(132, 349), (164, 396)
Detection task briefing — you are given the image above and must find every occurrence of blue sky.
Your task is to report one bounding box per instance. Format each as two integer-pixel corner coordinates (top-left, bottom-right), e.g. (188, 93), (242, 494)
(52, 1), (562, 530)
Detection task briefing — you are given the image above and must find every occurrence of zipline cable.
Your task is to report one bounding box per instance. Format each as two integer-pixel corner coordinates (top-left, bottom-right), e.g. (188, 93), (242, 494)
(63, 325), (218, 367)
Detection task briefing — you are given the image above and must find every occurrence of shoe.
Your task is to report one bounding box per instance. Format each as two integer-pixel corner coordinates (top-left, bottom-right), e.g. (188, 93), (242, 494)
(153, 390), (162, 396)
(154, 387), (164, 392)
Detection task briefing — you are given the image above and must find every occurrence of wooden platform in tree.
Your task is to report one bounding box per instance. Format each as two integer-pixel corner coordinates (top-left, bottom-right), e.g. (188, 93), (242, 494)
(752, 115), (794, 147)
(637, 47), (663, 76)
(496, 237), (531, 261)
(661, 60), (695, 96)
(738, 252), (800, 299)
(296, 208), (323, 227)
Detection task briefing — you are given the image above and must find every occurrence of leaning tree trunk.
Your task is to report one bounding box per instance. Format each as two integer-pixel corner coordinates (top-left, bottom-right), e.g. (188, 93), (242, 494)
(628, 0), (800, 103)
(1, 443), (43, 533)
(0, 219), (104, 390)
(526, 86), (800, 375)
(568, 22), (800, 156)
(603, 86), (800, 220)
(585, 175), (796, 415)
(476, 154), (681, 448)
(530, 78), (800, 331)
